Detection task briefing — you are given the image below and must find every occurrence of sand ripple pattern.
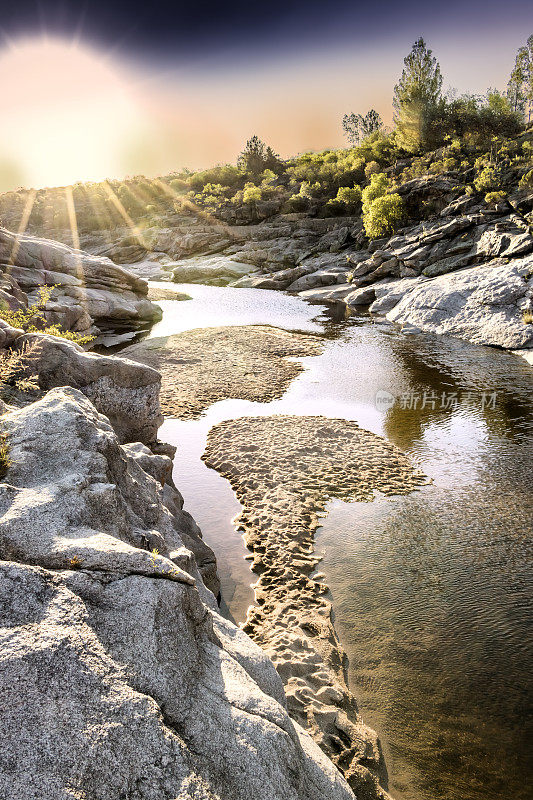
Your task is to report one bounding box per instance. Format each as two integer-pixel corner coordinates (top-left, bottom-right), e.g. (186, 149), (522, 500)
(123, 325), (323, 418)
(204, 415), (427, 800)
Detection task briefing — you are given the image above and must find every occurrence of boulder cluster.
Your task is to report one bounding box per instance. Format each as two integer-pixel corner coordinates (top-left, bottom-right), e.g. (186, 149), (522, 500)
(0, 342), (357, 800)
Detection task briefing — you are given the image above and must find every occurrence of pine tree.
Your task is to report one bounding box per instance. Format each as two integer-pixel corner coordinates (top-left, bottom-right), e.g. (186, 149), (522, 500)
(507, 35), (533, 121)
(237, 136), (267, 176)
(342, 110), (383, 146)
(393, 37), (443, 151)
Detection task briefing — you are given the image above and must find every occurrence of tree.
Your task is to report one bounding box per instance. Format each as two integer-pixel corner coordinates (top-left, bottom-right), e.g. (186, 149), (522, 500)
(507, 35), (533, 121)
(264, 145), (282, 172)
(237, 136), (280, 176)
(342, 110), (383, 146)
(393, 37), (443, 151)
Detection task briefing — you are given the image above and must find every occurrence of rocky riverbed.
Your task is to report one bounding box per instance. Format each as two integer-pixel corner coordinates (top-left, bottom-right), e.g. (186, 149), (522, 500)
(0, 174), (531, 800)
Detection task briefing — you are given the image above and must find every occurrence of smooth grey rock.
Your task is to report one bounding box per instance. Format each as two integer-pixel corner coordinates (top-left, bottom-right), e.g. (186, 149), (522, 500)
(387, 255), (533, 349)
(0, 388), (355, 800)
(0, 227), (161, 335)
(172, 255), (256, 285)
(15, 332), (162, 444)
(298, 284), (355, 303)
(345, 285), (379, 307)
(422, 252), (474, 277)
(369, 278), (421, 314)
(0, 320), (24, 348)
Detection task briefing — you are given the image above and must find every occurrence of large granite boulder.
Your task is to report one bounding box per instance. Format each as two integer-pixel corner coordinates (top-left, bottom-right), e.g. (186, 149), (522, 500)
(171, 254), (258, 285)
(14, 332), (163, 444)
(0, 227), (161, 335)
(0, 388), (355, 800)
(371, 255), (533, 349)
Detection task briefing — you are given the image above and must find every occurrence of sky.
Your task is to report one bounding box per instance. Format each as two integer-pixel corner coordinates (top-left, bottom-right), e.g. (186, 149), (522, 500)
(0, 0), (532, 191)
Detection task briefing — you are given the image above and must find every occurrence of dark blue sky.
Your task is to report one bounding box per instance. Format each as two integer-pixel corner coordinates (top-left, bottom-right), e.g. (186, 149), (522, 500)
(2, 0), (532, 64)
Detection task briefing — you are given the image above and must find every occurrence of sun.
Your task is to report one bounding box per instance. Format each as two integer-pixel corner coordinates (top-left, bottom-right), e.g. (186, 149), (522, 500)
(0, 37), (145, 191)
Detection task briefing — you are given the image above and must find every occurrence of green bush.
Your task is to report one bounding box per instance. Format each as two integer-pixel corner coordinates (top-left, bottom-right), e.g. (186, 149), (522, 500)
(335, 186), (362, 207)
(0, 287), (94, 346)
(169, 178), (189, 193)
(519, 169), (533, 190)
(364, 161), (380, 178)
(362, 172), (389, 211)
(284, 193), (310, 212)
(474, 165), (502, 192)
(189, 165), (242, 191)
(363, 194), (403, 238)
(484, 190), (507, 205)
(242, 183), (262, 204)
(0, 434), (10, 478)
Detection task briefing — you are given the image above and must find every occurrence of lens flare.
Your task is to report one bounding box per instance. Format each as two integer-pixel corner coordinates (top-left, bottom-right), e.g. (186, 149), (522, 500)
(0, 37), (146, 190)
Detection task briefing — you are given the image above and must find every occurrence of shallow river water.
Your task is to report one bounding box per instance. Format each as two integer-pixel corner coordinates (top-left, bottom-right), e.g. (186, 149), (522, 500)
(149, 282), (533, 800)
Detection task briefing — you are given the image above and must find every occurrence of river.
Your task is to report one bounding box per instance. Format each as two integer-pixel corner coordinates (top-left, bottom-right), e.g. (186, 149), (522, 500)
(148, 281), (533, 800)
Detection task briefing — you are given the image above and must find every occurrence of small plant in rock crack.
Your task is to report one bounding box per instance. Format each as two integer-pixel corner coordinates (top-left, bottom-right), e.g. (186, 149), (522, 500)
(0, 434), (11, 478)
(0, 341), (41, 401)
(69, 556), (83, 569)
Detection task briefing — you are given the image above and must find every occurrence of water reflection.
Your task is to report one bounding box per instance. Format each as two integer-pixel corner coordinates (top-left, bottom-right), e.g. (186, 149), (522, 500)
(151, 286), (532, 800)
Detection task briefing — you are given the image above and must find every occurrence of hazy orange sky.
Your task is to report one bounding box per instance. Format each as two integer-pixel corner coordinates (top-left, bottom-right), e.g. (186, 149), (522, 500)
(0, 18), (530, 192)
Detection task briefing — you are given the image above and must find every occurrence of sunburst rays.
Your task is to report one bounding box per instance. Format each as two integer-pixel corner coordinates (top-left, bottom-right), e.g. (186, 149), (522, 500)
(7, 189), (36, 269)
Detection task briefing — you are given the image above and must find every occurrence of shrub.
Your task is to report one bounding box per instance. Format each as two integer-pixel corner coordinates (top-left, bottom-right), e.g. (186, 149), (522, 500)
(0, 286), (94, 346)
(325, 199), (347, 216)
(0, 341), (40, 401)
(362, 172), (389, 212)
(474, 165), (502, 192)
(519, 170), (533, 190)
(484, 190), (507, 205)
(363, 193), (404, 238)
(284, 193), (310, 212)
(0, 434), (10, 478)
(364, 161), (380, 178)
(189, 165), (242, 191)
(335, 186), (362, 207)
(169, 178), (189, 193)
(242, 183), (262, 204)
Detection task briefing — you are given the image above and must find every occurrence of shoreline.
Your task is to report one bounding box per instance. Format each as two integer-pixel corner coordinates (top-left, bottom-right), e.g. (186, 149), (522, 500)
(122, 318), (428, 798)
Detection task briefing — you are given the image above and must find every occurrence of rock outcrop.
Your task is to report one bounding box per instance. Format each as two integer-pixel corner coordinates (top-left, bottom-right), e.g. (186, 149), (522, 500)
(0, 227), (161, 336)
(375, 255), (533, 349)
(0, 324), (163, 445)
(15, 331), (163, 444)
(0, 388), (356, 800)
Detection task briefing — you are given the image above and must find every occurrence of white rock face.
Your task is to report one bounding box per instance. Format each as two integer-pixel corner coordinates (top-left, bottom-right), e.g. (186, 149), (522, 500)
(0, 388), (355, 800)
(370, 256), (533, 349)
(0, 226), (161, 334)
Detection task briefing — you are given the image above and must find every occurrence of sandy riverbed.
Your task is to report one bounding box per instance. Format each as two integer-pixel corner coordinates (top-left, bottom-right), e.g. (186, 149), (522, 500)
(123, 325), (323, 417)
(203, 414), (427, 799)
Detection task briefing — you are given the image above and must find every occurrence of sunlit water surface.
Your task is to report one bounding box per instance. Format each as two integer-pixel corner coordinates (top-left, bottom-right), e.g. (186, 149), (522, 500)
(151, 282), (532, 800)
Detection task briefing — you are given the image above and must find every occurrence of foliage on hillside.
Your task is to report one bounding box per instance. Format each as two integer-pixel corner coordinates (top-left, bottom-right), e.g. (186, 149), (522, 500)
(0, 35), (531, 243)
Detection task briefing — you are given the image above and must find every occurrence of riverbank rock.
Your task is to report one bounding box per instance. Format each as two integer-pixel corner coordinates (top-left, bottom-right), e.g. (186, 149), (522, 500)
(11, 331), (163, 444)
(369, 255), (533, 349)
(170, 254), (258, 285)
(0, 388), (356, 800)
(0, 226), (161, 335)
(204, 415), (428, 800)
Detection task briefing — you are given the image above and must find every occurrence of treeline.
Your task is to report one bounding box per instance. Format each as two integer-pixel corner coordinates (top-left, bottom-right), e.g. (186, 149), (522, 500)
(0, 35), (531, 243)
